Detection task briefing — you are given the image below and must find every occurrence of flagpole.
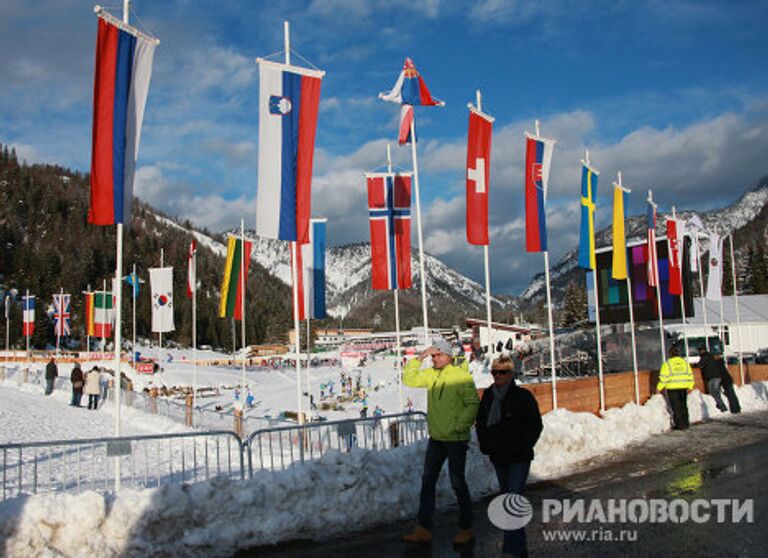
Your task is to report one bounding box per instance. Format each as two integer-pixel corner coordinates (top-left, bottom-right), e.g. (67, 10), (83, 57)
(159, 248), (163, 350)
(695, 231), (710, 350)
(672, 207), (690, 360)
(102, 279), (107, 351)
(5, 296), (9, 352)
(25, 289), (30, 359)
(56, 287), (63, 357)
(728, 234), (744, 384)
(615, 174), (640, 404)
(409, 116), (430, 345)
(474, 90), (494, 360)
(648, 190), (666, 363)
(387, 143), (404, 411)
(240, 219), (247, 411)
(85, 284), (91, 357)
(717, 234), (725, 346)
(192, 248), (198, 411)
(306, 317), (311, 400)
(132, 264), (137, 372)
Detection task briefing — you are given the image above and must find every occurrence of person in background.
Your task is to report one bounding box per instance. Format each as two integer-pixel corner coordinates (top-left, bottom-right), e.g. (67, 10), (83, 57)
(715, 352), (741, 414)
(657, 345), (694, 430)
(698, 347), (727, 412)
(476, 355), (543, 557)
(85, 366), (101, 410)
(402, 338), (480, 546)
(70, 363), (84, 407)
(44, 357), (58, 396)
(99, 369), (110, 406)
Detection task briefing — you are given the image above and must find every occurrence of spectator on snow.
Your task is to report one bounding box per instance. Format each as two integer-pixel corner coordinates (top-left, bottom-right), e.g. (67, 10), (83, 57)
(656, 345), (694, 430)
(360, 405), (368, 418)
(476, 355), (543, 557)
(698, 347), (728, 412)
(99, 370), (110, 404)
(44, 358), (58, 396)
(715, 352), (741, 414)
(85, 366), (102, 410)
(70, 363), (84, 407)
(402, 338), (479, 546)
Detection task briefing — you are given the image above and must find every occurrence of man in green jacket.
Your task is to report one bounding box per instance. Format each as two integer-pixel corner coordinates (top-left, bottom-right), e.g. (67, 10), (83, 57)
(657, 345), (695, 430)
(402, 338), (480, 545)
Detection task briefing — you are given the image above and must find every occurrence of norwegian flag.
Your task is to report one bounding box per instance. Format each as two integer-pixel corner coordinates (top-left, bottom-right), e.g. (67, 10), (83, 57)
(22, 295), (35, 336)
(53, 293), (71, 337)
(367, 173), (413, 290)
(466, 108), (493, 245)
(187, 239), (197, 298)
(647, 195), (659, 288)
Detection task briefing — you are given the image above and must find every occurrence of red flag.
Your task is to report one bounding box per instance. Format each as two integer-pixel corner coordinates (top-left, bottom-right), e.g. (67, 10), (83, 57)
(666, 219), (682, 295)
(466, 109), (493, 245)
(398, 105), (414, 145)
(187, 239), (197, 298)
(647, 198), (658, 287)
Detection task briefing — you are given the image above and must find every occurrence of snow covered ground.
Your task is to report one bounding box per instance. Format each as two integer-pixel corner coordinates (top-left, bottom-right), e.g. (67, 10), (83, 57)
(1, 367), (767, 556)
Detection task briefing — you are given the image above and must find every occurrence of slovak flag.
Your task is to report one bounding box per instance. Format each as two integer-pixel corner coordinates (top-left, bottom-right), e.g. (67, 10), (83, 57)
(89, 12), (157, 225)
(525, 133), (555, 252)
(292, 219), (327, 321)
(466, 108), (494, 245)
(22, 295), (35, 336)
(647, 195), (659, 287)
(367, 173), (413, 290)
(53, 293), (71, 337)
(256, 60), (324, 244)
(398, 105), (415, 145)
(380, 58), (444, 106)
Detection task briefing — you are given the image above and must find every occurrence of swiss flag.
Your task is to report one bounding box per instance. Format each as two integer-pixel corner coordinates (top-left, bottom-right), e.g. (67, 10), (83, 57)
(466, 109), (493, 245)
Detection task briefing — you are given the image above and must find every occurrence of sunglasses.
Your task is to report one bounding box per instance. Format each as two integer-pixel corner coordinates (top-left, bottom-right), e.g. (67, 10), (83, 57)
(491, 369), (511, 376)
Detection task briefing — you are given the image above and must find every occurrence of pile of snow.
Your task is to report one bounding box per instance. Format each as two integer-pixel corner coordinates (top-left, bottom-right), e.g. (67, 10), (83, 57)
(2, 382), (766, 556)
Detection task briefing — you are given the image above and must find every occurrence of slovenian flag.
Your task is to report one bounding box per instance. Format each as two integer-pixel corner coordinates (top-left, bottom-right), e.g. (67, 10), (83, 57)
(292, 219), (327, 320)
(22, 295), (35, 337)
(256, 60), (323, 244)
(380, 58), (444, 106)
(367, 173), (413, 290)
(578, 163), (599, 269)
(524, 133), (555, 252)
(89, 13), (157, 226)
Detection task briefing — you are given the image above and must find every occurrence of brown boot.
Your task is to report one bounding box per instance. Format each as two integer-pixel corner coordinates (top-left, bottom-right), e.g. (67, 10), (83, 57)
(453, 528), (474, 545)
(402, 525), (432, 543)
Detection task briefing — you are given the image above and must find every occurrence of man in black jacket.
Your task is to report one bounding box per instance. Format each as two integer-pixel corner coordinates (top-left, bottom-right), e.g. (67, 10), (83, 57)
(70, 363), (84, 407)
(476, 356), (543, 557)
(698, 348), (727, 412)
(45, 357), (58, 396)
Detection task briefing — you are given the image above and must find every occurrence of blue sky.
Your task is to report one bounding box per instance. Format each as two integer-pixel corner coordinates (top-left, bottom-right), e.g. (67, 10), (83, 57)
(2, 0), (768, 295)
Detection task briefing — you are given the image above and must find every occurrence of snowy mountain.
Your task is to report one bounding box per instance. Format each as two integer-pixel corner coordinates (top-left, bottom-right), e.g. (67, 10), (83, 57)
(521, 179), (768, 303)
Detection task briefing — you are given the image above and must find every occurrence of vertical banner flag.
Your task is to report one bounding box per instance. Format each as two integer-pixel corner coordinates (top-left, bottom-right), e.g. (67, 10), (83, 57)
(219, 237), (253, 320)
(647, 198), (659, 287)
(93, 291), (113, 337)
(256, 60), (323, 243)
(22, 295), (35, 336)
(53, 294), (71, 337)
(4, 296), (9, 320)
(706, 233), (723, 301)
(578, 164), (598, 269)
(379, 58), (444, 106)
(687, 214), (705, 273)
(367, 173), (413, 290)
(89, 13), (157, 225)
(84, 291), (95, 336)
(149, 267), (174, 332)
(466, 108), (493, 245)
(123, 271), (144, 297)
(292, 219), (327, 320)
(187, 239), (197, 298)
(666, 218), (682, 295)
(612, 186), (628, 280)
(398, 105), (415, 145)
(524, 133), (555, 252)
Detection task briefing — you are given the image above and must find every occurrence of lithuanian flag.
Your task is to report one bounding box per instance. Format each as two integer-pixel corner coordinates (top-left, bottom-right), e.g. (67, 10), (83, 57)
(219, 236), (253, 320)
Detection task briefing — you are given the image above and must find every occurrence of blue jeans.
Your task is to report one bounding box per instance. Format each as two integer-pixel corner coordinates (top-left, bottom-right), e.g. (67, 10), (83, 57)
(493, 461), (531, 556)
(707, 378), (727, 411)
(418, 438), (472, 530)
(45, 378), (54, 395)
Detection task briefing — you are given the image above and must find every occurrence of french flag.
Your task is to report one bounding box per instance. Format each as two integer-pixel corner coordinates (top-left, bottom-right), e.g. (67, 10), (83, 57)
(22, 295), (35, 337)
(380, 58), (444, 106)
(292, 219), (327, 321)
(256, 60), (324, 244)
(367, 173), (413, 290)
(524, 134), (554, 252)
(89, 15), (157, 226)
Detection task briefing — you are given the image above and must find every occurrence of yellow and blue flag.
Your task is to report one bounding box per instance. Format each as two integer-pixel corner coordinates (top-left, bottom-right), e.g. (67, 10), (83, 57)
(578, 164), (598, 269)
(611, 186), (628, 280)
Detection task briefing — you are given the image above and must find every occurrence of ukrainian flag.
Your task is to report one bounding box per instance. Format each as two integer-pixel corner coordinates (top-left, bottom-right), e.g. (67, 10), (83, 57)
(578, 164), (598, 270)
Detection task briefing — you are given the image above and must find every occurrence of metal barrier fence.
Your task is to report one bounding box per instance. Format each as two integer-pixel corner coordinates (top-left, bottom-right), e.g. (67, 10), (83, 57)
(247, 412), (429, 472)
(0, 431), (244, 500)
(0, 413), (429, 500)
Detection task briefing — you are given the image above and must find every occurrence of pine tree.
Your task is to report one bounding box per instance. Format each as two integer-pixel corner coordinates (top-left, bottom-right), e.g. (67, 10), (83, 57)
(561, 280), (588, 327)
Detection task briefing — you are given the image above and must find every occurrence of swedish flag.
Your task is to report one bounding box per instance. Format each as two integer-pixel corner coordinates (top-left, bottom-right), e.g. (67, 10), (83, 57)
(578, 164), (598, 269)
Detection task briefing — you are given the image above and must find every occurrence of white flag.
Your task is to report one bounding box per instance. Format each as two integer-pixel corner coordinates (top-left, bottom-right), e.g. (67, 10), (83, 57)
(706, 233), (722, 301)
(687, 214), (704, 272)
(149, 267), (175, 333)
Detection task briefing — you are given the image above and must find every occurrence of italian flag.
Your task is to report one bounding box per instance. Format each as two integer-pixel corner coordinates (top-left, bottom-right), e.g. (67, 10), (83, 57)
(93, 291), (113, 337)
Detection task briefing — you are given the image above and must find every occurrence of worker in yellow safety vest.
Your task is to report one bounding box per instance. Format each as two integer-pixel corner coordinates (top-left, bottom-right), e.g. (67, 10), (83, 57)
(657, 345), (695, 430)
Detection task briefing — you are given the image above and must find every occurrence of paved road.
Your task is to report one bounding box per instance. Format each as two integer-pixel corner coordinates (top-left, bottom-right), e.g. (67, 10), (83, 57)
(239, 411), (768, 557)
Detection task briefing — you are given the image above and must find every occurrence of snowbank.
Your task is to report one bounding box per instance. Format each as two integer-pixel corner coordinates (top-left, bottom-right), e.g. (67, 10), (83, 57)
(2, 382), (767, 557)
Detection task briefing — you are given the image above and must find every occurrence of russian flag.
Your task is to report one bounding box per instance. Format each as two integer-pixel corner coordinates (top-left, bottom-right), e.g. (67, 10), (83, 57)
(524, 134), (554, 253)
(256, 60), (324, 244)
(89, 15), (157, 226)
(22, 295), (35, 337)
(367, 173), (413, 290)
(292, 219), (327, 321)
(380, 58), (444, 107)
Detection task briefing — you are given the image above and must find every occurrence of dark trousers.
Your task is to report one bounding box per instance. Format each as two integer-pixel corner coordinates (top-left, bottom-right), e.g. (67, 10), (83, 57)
(667, 389), (689, 429)
(88, 394), (100, 410)
(493, 461), (531, 556)
(45, 378), (54, 395)
(71, 390), (83, 407)
(418, 438), (472, 530)
(722, 382), (741, 413)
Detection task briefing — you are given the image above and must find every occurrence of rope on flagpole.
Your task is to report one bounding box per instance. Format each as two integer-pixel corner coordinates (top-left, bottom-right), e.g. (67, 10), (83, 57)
(648, 190), (666, 365)
(728, 234), (745, 384)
